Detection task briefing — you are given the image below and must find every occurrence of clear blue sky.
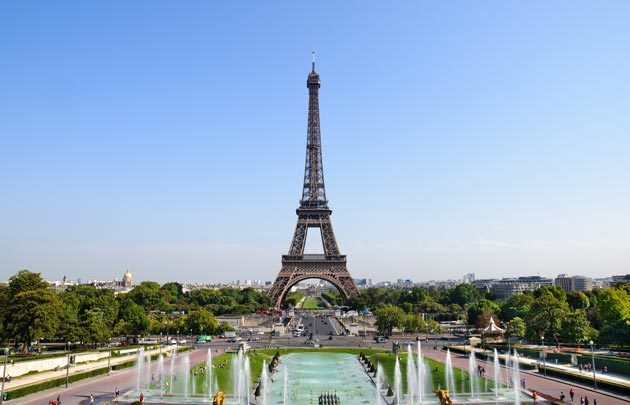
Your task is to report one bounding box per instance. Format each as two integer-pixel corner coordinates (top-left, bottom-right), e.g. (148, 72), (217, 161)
(2, 2), (629, 283)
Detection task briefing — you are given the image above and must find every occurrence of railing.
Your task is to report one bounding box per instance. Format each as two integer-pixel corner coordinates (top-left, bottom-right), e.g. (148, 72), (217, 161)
(282, 254), (346, 262)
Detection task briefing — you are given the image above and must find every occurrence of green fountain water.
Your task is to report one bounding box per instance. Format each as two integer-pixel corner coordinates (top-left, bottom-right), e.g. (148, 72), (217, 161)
(266, 352), (375, 404)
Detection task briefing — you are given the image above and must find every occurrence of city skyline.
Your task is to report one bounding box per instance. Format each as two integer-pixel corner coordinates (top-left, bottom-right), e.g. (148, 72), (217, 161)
(2, 2), (630, 283)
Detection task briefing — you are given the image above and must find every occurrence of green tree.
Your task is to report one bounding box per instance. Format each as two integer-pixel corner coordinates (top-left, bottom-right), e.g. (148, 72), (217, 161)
(185, 308), (219, 335)
(6, 290), (63, 350)
(78, 309), (112, 347)
(374, 304), (406, 335)
(566, 291), (590, 311)
(526, 294), (569, 346)
(506, 317), (526, 340)
(127, 281), (166, 311)
(4, 270), (61, 350)
(595, 287), (630, 347)
(560, 310), (592, 346)
(403, 314), (426, 333)
(7, 270), (48, 298)
(534, 285), (567, 303)
(467, 299), (501, 328)
(161, 282), (184, 305)
(449, 284), (480, 307)
(501, 294), (534, 321)
(115, 297), (149, 336)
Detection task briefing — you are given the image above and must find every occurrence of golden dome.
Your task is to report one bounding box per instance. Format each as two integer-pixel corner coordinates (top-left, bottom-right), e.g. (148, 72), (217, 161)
(122, 268), (133, 284)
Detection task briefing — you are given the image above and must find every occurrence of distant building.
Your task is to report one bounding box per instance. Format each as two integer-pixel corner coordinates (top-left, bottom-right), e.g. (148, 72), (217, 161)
(555, 274), (593, 292)
(611, 274), (630, 286)
(491, 276), (553, 299)
(463, 273), (475, 284)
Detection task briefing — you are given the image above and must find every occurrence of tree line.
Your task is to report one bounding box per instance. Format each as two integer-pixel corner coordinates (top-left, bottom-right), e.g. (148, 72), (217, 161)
(350, 283), (630, 347)
(1, 269), (628, 351)
(0, 270), (270, 351)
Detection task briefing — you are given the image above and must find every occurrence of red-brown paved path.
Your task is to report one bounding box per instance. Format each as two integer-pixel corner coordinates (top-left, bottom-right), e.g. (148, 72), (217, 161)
(424, 349), (629, 405)
(14, 347), (223, 405)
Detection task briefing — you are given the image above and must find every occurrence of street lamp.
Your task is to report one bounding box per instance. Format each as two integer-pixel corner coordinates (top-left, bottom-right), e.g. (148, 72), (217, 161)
(589, 340), (597, 390)
(107, 342), (112, 376)
(541, 336), (546, 376)
(1, 348), (9, 405)
(65, 346), (71, 388)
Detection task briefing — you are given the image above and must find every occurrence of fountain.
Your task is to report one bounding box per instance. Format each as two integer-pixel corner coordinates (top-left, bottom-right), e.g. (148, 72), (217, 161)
(146, 354), (152, 389)
(394, 355), (402, 404)
(492, 349), (502, 397)
(169, 346), (177, 393)
(512, 350), (521, 405)
(135, 347), (145, 393)
(444, 349), (456, 396)
(206, 348), (214, 398)
(259, 360), (270, 405)
(182, 352), (190, 399)
(231, 348), (252, 403)
(468, 351), (478, 398)
(375, 363), (384, 405)
(406, 344), (417, 404)
(417, 342), (423, 403)
(157, 354), (164, 398)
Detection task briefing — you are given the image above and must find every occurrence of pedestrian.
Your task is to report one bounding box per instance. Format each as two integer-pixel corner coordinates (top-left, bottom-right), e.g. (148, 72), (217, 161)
(57, 394), (61, 405)
(532, 390), (537, 404)
(585, 397), (589, 405)
(89, 394), (94, 405)
(593, 399), (597, 405)
(570, 388), (575, 401)
(560, 392), (565, 401)
(580, 397), (584, 405)
(140, 392), (145, 404)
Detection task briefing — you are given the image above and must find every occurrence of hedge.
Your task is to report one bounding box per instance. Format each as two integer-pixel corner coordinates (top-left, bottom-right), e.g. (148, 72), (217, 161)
(539, 365), (630, 395)
(447, 346), (536, 370)
(4, 366), (109, 400)
(507, 347), (630, 377)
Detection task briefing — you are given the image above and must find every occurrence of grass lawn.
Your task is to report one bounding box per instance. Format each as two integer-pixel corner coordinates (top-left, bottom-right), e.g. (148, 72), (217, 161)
(301, 296), (323, 309)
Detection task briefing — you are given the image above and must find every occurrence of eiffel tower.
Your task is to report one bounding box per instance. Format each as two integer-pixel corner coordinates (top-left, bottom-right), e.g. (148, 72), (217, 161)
(268, 55), (359, 309)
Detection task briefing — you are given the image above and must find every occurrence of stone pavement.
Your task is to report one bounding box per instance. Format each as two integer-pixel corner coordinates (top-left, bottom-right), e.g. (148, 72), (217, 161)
(424, 348), (630, 405)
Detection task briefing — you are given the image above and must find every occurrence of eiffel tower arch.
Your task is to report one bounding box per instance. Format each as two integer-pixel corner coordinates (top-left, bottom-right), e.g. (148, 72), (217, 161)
(268, 55), (359, 309)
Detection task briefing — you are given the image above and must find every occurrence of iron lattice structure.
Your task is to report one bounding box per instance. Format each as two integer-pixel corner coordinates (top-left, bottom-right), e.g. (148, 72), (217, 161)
(268, 58), (359, 309)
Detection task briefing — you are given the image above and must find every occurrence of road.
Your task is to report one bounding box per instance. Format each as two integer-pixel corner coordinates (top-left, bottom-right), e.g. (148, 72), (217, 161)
(297, 314), (337, 337)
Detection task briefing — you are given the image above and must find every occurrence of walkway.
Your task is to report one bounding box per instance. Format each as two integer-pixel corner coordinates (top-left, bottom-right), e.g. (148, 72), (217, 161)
(461, 346), (630, 391)
(424, 348), (630, 405)
(2, 346), (176, 394)
(9, 347), (223, 405)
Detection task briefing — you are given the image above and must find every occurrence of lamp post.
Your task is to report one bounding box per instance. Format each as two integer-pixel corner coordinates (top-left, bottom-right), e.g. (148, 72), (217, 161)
(1, 348), (8, 405)
(65, 349), (70, 388)
(589, 340), (597, 390)
(541, 336), (546, 376)
(107, 342), (112, 376)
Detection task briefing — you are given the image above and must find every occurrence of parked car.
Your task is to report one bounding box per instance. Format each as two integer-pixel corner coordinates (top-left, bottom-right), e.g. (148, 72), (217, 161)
(227, 337), (242, 343)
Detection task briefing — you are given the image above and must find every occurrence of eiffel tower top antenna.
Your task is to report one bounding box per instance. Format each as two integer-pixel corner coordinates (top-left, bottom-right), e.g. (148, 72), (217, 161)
(302, 52), (326, 209)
